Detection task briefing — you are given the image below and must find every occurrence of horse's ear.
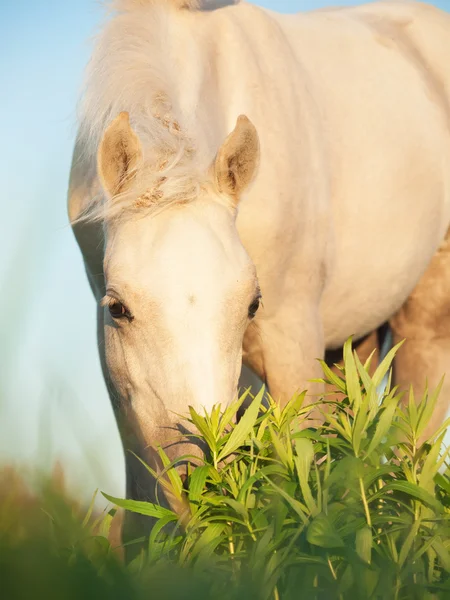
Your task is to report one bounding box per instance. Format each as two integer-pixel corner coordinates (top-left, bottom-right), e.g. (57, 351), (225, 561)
(214, 115), (260, 204)
(97, 112), (142, 198)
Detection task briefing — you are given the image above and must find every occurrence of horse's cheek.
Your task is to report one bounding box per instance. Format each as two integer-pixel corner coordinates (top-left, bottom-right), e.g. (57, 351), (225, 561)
(103, 325), (134, 398)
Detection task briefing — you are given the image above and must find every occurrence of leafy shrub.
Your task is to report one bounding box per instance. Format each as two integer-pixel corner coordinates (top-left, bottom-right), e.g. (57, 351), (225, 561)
(108, 339), (450, 599)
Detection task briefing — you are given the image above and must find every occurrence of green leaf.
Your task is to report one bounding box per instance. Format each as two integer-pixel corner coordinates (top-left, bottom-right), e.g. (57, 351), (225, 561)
(426, 416), (450, 445)
(217, 386), (264, 462)
(157, 446), (184, 502)
(354, 350), (374, 394)
(102, 493), (178, 520)
(338, 410), (353, 440)
(268, 424), (293, 470)
(407, 386), (418, 432)
(217, 390), (250, 437)
(187, 522), (227, 561)
(398, 519), (421, 568)
(431, 538), (450, 572)
(188, 465), (214, 508)
(187, 514), (247, 529)
(97, 509), (115, 539)
(129, 451), (196, 503)
(419, 433), (447, 493)
(356, 526), (372, 564)
(82, 489), (98, 529)
(307, 513), (344, 548)
(365, 398), (398, 457)
(369, 481), (443, 511)
(237, 465), (288, 502)
(343, 338), (362, 411)
(204, 496), (248, 519)
(252, 523), (274, 565)
(264, 476), (309, 525)
(294, 438), (317, 515)
(435, 472), (450, 495)
(194, 534), (229, 567)
(325, 456), (363, 491)
(352, 393), (371, 456)
(326, 413), (352, 442)
(280, 391), (307, 430)
(148, 514), (182, 560)
(416, 378), (444, 439)
(363, 464), (401, 488)
(318, 360), (346, 392)
(371, 340), (404, 388)
(188, 407), (217, 451)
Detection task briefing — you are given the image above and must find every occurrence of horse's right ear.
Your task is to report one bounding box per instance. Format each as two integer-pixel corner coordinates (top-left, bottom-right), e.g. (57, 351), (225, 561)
(214, 115), (260, 205)
(97, 112), (142, 198)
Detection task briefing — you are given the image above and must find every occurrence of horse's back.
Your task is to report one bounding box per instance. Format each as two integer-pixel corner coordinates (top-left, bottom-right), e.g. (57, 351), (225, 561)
(272, 1), (450, 347)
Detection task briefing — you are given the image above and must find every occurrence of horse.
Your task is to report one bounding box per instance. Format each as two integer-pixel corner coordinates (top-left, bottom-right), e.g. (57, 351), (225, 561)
(68, 0), (450, 545)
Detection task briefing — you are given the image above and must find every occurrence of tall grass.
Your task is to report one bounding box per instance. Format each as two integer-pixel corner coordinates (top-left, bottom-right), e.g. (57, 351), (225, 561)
(1, 339), (449, 599)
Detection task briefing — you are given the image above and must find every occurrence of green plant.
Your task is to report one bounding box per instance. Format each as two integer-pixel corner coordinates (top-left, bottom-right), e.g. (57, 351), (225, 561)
(105, 339), (450, 599)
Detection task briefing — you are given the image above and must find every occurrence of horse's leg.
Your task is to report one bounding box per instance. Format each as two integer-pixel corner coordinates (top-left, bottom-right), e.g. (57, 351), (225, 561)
(244, 305), (325, 423)
(238, 363), (264, 396)
(390, 232), (450, 440)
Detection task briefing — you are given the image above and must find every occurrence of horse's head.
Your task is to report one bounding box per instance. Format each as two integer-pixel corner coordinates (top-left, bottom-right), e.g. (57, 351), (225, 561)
(96, 111), (260, 497)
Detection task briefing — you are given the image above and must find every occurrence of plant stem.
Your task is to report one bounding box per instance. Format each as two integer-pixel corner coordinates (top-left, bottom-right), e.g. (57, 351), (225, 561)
(228, 529), (235, 557)
(327, 555), (338, 580)
(227, 521), (236, 561)
(359, 477), (372, 528)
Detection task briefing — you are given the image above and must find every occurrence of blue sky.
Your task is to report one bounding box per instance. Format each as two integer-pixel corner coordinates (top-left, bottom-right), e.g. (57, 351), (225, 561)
(2, 0), (450, 501)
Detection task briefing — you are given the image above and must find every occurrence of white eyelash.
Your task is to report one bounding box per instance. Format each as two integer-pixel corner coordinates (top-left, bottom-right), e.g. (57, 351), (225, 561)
(100, 295), (119, 308)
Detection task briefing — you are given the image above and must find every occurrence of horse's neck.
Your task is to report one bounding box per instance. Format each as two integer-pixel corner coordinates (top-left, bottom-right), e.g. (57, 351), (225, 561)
(175, 3), (313, 167)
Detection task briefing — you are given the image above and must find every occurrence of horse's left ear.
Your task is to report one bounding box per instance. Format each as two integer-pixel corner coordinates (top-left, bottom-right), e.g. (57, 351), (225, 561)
(214, 115), (260, 204)
(97, 112), (143, 198)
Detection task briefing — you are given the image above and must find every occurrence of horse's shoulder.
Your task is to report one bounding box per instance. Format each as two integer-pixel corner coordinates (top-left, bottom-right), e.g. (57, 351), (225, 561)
(348, 1), (450, 126)
(349, 1), (450, 38)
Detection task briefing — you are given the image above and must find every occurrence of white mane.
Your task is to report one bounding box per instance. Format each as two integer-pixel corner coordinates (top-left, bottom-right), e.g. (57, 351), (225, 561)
(78, 0), (240, 222)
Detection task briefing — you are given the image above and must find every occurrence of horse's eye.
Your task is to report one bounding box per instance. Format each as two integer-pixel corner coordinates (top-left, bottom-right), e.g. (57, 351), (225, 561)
(109, 301), (128, 320)
(248, 296), (261, 319)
